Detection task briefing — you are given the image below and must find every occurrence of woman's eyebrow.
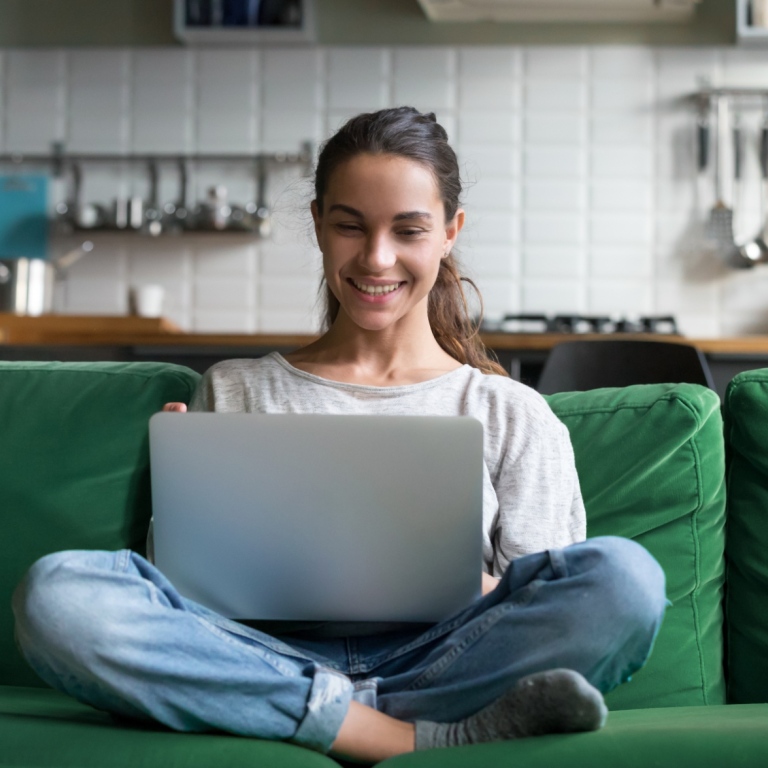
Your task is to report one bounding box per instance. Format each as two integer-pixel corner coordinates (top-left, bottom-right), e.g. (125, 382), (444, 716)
(328, 204), (363, 217)
(327, 204), (432, 222)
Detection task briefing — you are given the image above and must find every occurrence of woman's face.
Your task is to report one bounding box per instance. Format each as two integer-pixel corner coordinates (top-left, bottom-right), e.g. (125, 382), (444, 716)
(313, 153), (464, 335)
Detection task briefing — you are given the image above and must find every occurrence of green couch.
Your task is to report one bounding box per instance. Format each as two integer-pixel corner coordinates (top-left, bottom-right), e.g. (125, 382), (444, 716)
(1, 360), (766, 767)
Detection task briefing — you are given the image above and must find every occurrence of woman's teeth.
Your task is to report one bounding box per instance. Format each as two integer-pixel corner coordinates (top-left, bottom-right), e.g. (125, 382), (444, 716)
(352, 281), (400, 295)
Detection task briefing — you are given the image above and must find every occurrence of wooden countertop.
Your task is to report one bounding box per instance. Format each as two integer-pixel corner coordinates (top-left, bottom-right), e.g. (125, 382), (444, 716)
(2, 314), (768, 355)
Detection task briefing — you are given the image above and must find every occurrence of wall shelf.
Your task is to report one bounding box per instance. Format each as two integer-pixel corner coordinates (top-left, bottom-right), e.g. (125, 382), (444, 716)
(0, 145), (313, 239)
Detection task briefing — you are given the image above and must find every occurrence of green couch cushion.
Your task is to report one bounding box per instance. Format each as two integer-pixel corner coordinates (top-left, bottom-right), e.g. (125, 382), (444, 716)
(546, 384), (726, 710)
(0, 361), (200, 688)
(0, 686), (337, 768)
(724, 369), (768, 704)
(381, 704), (768, 768)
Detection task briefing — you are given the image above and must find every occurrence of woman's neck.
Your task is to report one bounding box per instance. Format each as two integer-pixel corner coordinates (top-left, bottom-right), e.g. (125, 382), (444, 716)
(283, 317), (462, 387)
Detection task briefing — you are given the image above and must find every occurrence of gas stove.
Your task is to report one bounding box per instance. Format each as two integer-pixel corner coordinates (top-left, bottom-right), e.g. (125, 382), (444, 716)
(480, 314), (680, 335)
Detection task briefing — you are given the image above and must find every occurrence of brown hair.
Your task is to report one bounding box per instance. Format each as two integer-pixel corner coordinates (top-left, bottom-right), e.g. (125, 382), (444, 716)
(314, 107), (507, 377)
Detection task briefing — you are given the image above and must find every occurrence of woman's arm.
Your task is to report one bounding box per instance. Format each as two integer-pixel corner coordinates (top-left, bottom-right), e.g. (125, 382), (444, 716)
(490, 401), (586, 576)
(482, 572), (501, 596)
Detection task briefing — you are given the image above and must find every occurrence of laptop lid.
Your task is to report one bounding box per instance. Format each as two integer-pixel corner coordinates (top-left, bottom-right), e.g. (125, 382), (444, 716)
(149, 413), (483, 623)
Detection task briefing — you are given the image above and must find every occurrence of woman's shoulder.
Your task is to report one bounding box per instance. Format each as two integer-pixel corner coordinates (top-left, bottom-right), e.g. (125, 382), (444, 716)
(461, 367), (559, 425)
(201, 353), (281, 382)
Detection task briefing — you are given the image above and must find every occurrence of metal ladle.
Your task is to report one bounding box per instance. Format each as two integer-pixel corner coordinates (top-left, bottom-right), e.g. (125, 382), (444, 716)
(736, 113), (768, 265)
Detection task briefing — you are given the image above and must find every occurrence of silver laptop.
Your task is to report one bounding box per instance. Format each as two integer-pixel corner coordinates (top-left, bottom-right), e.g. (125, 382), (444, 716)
(149, 413), (484, 623)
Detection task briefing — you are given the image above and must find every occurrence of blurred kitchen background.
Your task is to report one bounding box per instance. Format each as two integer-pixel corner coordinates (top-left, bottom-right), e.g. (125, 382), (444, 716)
(1, 0), (768, 337)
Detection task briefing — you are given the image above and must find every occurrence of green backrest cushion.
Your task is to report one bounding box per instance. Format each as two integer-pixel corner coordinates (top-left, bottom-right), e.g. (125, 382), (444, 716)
(723, 369), (768, 704)
(547, 384), (726, 710)
(0, 361), (201, 687)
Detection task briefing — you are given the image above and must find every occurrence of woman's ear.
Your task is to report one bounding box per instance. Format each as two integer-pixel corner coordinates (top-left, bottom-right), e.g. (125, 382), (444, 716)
(443, 208), (465, 257)
(311, 199), (321, 241)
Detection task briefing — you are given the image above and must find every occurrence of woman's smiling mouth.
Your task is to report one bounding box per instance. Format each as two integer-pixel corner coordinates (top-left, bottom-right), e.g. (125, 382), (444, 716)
(349, 279), (404, 297)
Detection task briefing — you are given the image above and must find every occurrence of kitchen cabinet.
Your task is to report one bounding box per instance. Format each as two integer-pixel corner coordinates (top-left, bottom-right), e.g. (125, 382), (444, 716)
(173, 0), (316, 44)
(737, 0), (768, 46)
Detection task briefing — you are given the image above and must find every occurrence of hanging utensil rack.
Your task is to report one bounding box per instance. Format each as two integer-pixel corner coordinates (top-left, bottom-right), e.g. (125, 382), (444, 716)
(0, 142), (314, 238)
(0, 144), (314, 176)
(691, 88), (768, 268)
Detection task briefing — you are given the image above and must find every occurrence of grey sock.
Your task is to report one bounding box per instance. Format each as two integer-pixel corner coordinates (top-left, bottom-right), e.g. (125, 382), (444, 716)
(414, 669), (608, 750)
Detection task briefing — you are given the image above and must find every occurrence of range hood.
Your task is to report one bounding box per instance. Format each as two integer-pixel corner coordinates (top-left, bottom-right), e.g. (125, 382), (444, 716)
(417, 0), (702, 23)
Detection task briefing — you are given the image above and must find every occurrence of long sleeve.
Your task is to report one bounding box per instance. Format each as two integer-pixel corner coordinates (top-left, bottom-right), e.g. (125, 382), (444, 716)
(486, 396), (586, 577)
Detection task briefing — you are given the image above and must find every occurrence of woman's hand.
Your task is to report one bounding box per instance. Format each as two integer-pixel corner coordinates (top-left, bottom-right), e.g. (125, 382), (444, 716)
(162, 402), (188, 413)
(481, 572), (500, 596)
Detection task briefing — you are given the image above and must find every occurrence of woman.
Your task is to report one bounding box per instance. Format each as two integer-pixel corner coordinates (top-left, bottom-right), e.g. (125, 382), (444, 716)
(13, 107), (667, 764)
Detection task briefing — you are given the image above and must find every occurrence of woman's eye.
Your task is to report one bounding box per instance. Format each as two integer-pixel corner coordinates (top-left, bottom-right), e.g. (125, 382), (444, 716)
(398, 228), (423, 237)
(336, 223), (362, 233)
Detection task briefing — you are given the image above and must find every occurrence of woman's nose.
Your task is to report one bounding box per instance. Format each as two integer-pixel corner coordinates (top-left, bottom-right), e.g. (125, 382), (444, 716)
(360, 234), (396, 271)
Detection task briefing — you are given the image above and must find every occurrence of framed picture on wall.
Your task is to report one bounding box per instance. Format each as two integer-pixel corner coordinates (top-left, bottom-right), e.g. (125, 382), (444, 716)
(174, 0), (316, 44)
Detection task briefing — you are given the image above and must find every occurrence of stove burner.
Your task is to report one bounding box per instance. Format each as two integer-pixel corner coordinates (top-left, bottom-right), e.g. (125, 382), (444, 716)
(482, 314), (680, 335)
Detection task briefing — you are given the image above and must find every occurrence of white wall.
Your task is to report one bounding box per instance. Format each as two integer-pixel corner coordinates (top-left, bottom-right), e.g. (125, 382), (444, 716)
(2, 44), (768, 337)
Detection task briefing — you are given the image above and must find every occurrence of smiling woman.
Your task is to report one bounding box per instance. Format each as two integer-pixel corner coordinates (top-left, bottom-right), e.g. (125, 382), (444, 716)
(13, 107), (668, 766)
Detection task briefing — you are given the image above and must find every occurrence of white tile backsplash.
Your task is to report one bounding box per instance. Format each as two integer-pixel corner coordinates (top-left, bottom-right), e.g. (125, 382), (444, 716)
(588, 279), (654, 315)
(522, 278), (585, 314)
(524, 80), (586, 112)
(525, 113), (585, 145)
(9, 43), (768, 337)
(4, 50), (65, 152)
(262, 49), (323, 111)
(459, 145), (520, 180)
(590, 247), (653, 279)
(525, 48), (587, 79)
(590, 147), (653, 179)
(523, 213), (585, 245)
(590, 48), (655, 80)
(459, 48), (519, 80)
(393, 48), (455, 110)
(327, 48), (389, 111)
(525, 147), (586, 179)
(458, 113), (519, 144)
(524, 181), (585, 211)
(523, 247), (585, 279)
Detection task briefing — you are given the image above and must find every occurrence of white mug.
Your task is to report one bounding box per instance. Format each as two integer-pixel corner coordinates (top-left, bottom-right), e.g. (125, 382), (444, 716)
(129, 284), (165, 318)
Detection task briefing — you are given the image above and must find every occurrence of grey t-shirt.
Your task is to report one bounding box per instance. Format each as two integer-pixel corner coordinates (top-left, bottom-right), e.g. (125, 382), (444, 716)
(184, 352), (586, 577)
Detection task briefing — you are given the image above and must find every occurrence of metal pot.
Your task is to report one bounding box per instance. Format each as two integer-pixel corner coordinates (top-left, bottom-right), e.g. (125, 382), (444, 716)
(0, 242), (93, 315)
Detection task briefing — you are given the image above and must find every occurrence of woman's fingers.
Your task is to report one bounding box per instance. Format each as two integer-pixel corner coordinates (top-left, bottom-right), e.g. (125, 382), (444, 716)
(162, 402), (188, 413)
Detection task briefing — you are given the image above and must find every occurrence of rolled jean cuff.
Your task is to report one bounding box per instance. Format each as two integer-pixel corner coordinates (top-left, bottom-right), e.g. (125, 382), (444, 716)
(291, 667), (354, 753)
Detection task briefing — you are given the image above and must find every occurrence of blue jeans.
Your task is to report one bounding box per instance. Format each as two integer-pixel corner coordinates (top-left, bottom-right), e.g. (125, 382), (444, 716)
(12, 536), (666, 754)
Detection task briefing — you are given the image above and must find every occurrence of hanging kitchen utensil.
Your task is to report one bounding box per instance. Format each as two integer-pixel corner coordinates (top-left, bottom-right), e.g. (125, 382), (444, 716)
(251, 155), (271, 238)
(706, 96), (747, 267)
(70, 163), (107, 230)
(166, 158), (190, 231)
(697, 111), (709, 175)
(143, 159), (162, 236)
(735, 113), (768, 265)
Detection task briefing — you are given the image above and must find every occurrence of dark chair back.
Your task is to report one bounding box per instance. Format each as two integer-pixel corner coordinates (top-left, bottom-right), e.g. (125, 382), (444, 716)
(536, 340), (715, 395)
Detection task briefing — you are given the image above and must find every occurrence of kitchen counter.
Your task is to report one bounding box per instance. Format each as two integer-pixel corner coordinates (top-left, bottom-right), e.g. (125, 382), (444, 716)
(2, 314), (767, 398)
(2, 314), (768, 355)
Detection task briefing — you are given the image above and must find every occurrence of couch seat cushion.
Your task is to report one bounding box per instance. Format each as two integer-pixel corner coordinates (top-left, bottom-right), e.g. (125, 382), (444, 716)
(0, 686), (336, 768)
(380, 704), (768, 768)
(546, 384), (726, 710)
(0, 361), (200, 688)
(724, 369), (768, 704)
